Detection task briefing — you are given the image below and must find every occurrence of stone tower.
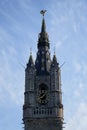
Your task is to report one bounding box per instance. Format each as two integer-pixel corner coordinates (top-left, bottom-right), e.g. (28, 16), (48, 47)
(23, 10), (64, 130)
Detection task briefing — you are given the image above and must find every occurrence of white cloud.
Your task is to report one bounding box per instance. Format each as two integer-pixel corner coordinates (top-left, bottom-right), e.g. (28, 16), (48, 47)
(0, 0), (9, 6)
(74, 82), (84, 98)
(55, 41), (62, 49)
(73, 23), (78, 33)
(74, 61), (82, 73)
(0, 1), (87, 130)
(65, 102), (87, 130)
(0, 27), (13, 43)
(0, 45), (24, 106)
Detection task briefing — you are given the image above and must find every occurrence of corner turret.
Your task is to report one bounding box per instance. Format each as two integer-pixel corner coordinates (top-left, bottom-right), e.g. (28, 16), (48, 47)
(26, 52), (35, 69)
(51, 54), (59, 68)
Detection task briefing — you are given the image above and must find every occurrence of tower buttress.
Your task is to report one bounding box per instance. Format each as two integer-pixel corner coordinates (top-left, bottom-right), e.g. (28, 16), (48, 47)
(50, 54), (63, 122)
(23, 53), (36, 124)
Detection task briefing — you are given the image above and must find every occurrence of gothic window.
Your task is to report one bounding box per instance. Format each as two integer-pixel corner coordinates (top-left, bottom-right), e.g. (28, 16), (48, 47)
(39, 109), (41, 114)
(42, 109), (44, 114)
(50, 109), (52, 114)
(34, 110), (35, 114)
(48, 109), (49, 115)
(45, 109), (46, 114)
(36, 109), (38, 114)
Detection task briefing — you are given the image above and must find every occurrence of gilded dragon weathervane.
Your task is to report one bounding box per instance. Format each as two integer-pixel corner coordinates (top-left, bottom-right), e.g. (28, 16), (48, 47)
(40, 10), (47, 17)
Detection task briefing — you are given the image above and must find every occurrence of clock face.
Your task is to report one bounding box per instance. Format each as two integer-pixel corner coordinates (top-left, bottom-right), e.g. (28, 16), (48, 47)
(37, 84), (48, 105)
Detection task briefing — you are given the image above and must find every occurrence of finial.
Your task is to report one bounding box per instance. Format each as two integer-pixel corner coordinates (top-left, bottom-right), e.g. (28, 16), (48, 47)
(30, 48), (32, 55)
(54, 46), (55, 55)
(40, 10), (47, 17)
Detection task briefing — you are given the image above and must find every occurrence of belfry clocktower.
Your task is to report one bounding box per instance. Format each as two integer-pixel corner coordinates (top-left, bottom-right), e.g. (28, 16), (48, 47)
(23, 10), (64, 130)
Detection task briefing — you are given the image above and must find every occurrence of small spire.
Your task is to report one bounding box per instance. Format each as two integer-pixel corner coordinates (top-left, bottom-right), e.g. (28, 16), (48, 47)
(53, 54), (57, 63)
(51, 50), (58, 67)
(53, 47), (57, 62)
(29, 55), (34, 65)
(27, 49), (34, 68)
(54, 46), (55, 55)
(30, 48), (32, 55)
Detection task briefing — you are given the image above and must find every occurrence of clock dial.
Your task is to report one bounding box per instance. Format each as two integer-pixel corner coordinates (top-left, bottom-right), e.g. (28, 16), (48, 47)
(37, 84), (48, 104)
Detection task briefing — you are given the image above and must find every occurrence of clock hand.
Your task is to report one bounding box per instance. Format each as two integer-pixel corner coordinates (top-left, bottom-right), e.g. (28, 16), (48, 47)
(40, 93), (46, 99)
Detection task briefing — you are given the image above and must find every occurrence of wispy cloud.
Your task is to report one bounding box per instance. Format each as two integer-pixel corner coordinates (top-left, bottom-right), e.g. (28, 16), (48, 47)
(0, 45), (24, 106)
(0, 27), (14, 43)
(0, 0), (87, 130)
(66, 102), (87, 130)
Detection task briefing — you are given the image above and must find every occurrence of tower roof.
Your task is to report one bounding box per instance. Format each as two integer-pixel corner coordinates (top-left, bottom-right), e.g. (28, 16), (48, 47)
(53, 54), (57, 63)
(29, 54), (34, 65)
(27, 53), (34, 68)
(51, 54), (59, 68)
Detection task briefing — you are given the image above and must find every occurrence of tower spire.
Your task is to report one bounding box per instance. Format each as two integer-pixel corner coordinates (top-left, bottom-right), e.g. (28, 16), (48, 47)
(40, 10), (47, 33)
(54, 46), (55, 55)
(38, 10), (49, 48)
(35, 10), (51, 75)
(30, 47), (32, 55)
(23, 11), (64, 130)
(41, 17), (46, 33)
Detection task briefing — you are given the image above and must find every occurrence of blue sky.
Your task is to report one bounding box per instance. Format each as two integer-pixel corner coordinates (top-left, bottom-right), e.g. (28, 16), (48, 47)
(0, 0), (87, 130)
